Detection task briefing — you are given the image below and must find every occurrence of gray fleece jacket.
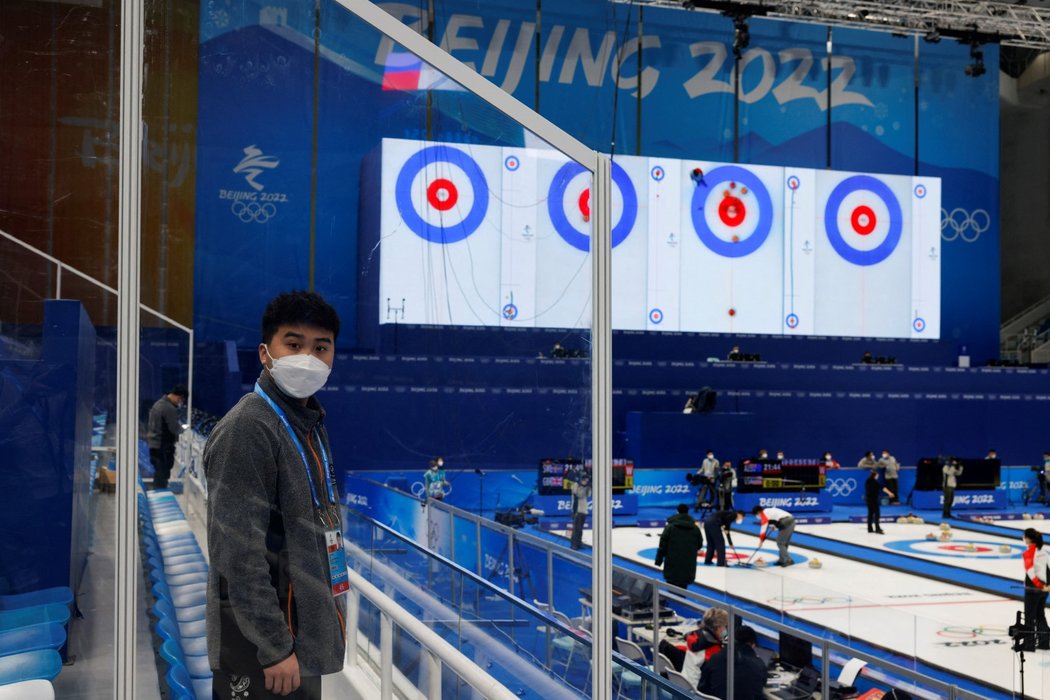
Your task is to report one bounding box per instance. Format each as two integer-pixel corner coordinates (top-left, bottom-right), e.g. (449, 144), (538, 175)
(204, 370), (346, 676)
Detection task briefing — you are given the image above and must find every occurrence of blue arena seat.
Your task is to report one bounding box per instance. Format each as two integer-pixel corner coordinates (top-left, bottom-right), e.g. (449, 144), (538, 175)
(0, 649), (62, 684)
(0, 588), (73, 611)
(0, 623), (66, 657)
(0, 606), (70, 632)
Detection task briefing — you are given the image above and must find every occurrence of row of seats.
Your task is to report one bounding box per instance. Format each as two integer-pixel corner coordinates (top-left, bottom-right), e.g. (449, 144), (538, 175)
(139, 488), (212, 700)
(0, 586), (70, 698)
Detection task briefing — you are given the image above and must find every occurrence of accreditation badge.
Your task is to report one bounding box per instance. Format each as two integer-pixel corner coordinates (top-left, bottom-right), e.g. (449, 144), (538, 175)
(325, 529), (350, 596)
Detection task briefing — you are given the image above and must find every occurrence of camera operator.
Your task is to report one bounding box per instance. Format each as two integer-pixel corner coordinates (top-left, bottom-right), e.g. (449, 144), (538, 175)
(568, 472), (592, 551)
(1022, 528), (1050, 650)
(693, 450), (719, 510)
(1036, 453), (1050, 504)
(717, 460), (736, 511)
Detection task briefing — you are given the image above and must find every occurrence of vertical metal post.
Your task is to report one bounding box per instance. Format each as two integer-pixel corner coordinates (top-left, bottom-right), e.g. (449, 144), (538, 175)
(346, 587), (360, 667)
(590, 153), (613, 700)
(115, 0), (144, 697)
(476, 520), (482, 576)
(547, 548), (554, 608)
(508, 531), (516, 597)
(821, 641), (830, 699)
(380, 612), (393, 700)
(726, 608), (736, 700)
(425, 649), (442, 699)
(55, 266), (62, 300)
(186, 329), (194, 422)
(650, 585), (660, 659)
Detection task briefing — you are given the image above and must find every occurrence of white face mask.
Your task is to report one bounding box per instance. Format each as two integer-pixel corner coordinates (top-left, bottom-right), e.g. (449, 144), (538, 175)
(265, 346), (331, 399)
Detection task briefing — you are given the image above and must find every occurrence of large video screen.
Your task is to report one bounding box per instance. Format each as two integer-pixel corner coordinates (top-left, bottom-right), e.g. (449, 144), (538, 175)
(374, 138), (940, 339)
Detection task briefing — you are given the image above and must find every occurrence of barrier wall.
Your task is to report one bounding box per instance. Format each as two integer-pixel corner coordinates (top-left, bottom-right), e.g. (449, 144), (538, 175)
(0, 300), (96, 594)
(347, 466), (1043, 514)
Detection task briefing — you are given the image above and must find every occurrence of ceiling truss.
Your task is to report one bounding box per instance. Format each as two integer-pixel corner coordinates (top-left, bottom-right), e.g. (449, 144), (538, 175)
(613, 1), (1050, 50)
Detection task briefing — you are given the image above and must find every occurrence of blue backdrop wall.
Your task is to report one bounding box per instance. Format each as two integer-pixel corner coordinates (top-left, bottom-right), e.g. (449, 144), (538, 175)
(194, 0), (1000, 360)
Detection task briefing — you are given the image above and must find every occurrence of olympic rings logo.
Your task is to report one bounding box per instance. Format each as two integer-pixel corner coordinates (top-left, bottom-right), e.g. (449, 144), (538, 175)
(940, 208), (990, 243)
(825, 478), (857, 498)
(411, 480), (452, 498)
(231, 200), (277, 223)
(770, 596), (852, 605)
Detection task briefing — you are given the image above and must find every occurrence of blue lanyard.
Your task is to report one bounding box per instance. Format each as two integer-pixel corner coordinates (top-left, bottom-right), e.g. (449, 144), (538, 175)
(254, 383), (335, 512)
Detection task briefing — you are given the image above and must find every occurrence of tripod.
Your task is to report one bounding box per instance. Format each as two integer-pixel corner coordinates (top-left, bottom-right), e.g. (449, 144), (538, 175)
(1022, 472), (1048, 506)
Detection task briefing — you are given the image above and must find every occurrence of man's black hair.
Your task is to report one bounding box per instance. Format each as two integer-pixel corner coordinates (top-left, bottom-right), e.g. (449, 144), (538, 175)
(261, 290), (340, 344)
(736, 625), (757, 646)
(169, 384), (188, 398)
(677, 503), (689, 514)
(1025, 528), (1044, 549)
(751, 505), (763, 515)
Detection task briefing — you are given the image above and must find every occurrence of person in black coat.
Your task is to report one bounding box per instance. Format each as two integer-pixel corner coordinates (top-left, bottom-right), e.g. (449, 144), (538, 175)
(654, 504), (703, 588)
(698, 625), (767, 699)
(865, 469), (895, 534)
(703, 510), (744, 566)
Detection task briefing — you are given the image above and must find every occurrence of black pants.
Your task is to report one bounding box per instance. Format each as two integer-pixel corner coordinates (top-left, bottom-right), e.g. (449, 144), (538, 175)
(885, 477), (899, 503)
(212, 668), (321, 700)
(942, 487), (955, 517)
(703, 521), (726, 566)
(150, 445), (175, 489)
(571, 511), (586, 549)
(1024, 585), (1050, 650)
(866, 501), (882, 532)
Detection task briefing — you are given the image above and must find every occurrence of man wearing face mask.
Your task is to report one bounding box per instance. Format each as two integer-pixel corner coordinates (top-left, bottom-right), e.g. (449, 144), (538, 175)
(147, 384), (187, 489)
(205, 291), (345, 699)
(424, 457), (449, 501)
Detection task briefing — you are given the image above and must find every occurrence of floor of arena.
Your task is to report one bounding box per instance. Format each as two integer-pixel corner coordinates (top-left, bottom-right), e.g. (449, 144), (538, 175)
(550, 506), (1050, 698)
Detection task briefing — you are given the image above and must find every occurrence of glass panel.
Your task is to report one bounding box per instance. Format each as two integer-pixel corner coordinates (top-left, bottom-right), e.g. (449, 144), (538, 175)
(0, 0), (127, 696)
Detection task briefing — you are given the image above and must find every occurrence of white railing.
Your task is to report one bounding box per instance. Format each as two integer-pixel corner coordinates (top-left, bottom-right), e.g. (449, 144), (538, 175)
(0, 227), (195, 419)
(344, 565), (522, 700)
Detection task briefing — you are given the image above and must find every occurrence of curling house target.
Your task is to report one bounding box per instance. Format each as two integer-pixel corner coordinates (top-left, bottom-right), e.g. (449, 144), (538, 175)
(824, 175), (903, 266)
(547, 160), (638, 252)
(395, 145), (490, 244)
(690, 165), (774, 258)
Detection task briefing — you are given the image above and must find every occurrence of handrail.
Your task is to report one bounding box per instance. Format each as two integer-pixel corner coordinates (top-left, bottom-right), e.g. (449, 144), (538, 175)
(345, 565), (521, 700)
(343, 538), (595, 700)
(0, 226), (194, 419)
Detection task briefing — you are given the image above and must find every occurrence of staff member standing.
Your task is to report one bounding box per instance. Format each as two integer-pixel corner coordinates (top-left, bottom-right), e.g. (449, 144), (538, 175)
(569, 473), (591, 551)
(752, 505), (795, 567)
(1022, 528), (1050, 650)
(205, 291), (345, 700)
(655, 504), (703, 588)
(424, 457), (449, 501)
(703, 510), (743, 566)
(942, 459), (964, 518)
(878, 449), (901, 504)
(147, 384), (187, 490)
(864, 469), (894, 534)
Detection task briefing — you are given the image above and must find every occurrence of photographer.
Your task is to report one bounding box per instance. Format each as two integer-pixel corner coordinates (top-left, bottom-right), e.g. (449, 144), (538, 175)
(717, 461), (736, 511)
(693, 450), (719, 510)
(1022, 528), (1050, 651)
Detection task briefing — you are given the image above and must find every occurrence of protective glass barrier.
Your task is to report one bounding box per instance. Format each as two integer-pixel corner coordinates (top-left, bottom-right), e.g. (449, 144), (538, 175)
(0, 0), (130, 694)
(343, 510), (694, 699)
